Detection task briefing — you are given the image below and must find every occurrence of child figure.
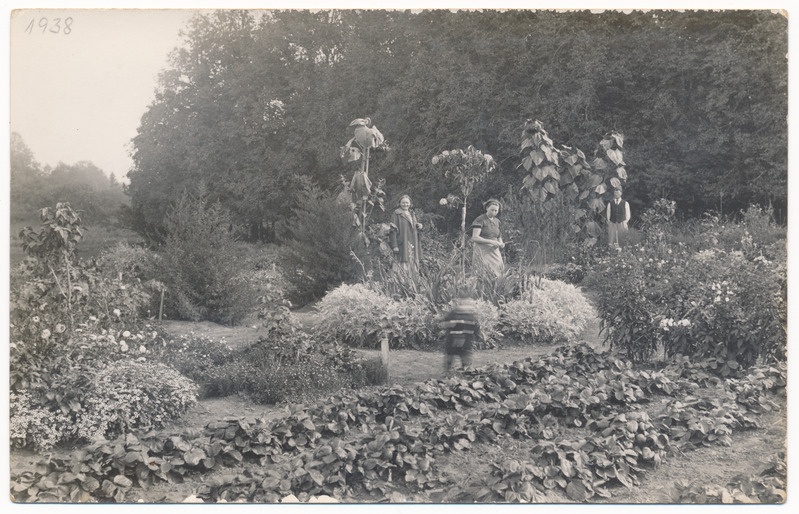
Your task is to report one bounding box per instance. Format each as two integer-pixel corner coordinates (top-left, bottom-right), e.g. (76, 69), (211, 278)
(441, 297), (481, 373)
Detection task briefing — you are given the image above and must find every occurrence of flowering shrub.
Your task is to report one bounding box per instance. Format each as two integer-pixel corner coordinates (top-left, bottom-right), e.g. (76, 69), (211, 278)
(315, 283), (437, 349)
(78, 361), (198, 440)
(499, 278), (595, 345)
(585, 222), (786, 371)
(11, 361), (197, 451)
(10, 259), (152, 374)
(658, 249), (785, 370)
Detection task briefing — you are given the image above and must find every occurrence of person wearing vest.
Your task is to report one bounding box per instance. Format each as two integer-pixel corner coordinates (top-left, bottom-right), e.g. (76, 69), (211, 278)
(606, 188), (631, 248)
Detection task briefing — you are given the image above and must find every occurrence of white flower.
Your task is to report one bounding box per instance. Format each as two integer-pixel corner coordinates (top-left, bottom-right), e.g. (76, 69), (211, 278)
(113, 309), (121, 317)
(41, 329), (51, 339)
(32, 316), (40, 323)
(120, 342), (129, 352)
(123, 330), (131, 338)
(55, 323), (66, 333)
(139, 345), (147, 354)
(439, 198), (448, 206)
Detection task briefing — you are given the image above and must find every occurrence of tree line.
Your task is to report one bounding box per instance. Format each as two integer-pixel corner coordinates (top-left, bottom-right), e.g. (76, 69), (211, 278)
(89, 10), (796, 240)
(10, 133), (127, 224)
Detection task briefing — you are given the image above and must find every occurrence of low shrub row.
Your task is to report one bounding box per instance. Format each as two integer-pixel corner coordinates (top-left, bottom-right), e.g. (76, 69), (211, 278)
(314, 278), (595, 350)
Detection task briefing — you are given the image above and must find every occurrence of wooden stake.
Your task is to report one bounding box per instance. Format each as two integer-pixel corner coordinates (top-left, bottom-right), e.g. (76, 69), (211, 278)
(380, 333), (390, 383)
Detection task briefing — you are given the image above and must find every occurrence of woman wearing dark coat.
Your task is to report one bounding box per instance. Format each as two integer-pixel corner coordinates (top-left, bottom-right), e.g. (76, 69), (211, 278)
(389, 194), (422, 273)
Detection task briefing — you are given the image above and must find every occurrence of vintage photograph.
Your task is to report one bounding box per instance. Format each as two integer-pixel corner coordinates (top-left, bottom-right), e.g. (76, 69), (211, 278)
(5, 1), (791, 508)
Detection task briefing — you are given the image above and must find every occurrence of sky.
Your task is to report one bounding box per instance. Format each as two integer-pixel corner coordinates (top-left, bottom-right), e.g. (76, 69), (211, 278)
(9, 8), (197, 180)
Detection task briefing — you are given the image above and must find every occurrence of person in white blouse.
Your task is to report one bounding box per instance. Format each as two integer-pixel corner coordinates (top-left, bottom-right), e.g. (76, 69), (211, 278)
(606, 188), (631, 249)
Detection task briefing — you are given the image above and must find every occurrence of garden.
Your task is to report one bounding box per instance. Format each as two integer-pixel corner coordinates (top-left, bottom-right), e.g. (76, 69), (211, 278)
(8, 9), (788, 506)
(8, 115), (787, 505)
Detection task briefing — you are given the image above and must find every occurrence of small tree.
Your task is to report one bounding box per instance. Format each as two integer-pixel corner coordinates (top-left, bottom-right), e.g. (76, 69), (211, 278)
(519, 120), (627, 249)
(432, 145), (496, 276)
(18, 203), (84, 329)
(156, 185), (258, 324)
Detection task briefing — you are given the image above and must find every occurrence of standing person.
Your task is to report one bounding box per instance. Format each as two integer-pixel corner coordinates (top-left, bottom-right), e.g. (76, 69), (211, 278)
(441, 297), (481, 373)
(389, 194), (423, 273)
(470, 198), (505, 276)
(606, 188), (631, 249)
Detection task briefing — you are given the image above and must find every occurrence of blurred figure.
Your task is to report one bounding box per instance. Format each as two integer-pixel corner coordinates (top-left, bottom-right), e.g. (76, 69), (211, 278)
(440, 297), (481, 373)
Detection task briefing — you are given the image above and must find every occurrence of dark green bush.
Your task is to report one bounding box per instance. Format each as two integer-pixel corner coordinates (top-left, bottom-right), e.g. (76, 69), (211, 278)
(155, 324), (386, 404)
(277, 185), (359, 307)
(543, 262), (587, 284)
(155, 187), (259, 325)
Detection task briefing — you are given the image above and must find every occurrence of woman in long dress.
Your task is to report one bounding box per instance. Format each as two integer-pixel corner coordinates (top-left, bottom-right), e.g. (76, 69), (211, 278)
(389, 194), (422, 273)
(470, 198), (505, 276)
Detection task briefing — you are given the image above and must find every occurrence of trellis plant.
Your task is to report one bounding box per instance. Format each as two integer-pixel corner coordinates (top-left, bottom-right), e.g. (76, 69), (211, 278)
(519, 120), (627, 248)
(432, 145), (497, 276)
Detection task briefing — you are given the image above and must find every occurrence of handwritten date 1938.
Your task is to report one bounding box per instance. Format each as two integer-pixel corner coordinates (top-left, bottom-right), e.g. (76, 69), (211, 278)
(24, 17), (74, 35)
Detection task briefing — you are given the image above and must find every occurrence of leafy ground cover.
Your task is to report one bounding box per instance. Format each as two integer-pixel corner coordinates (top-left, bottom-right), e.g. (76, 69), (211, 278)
(8, 316), (786, 504)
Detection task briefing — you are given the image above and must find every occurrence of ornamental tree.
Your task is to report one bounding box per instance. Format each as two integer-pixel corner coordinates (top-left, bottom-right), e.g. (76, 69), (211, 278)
(432, 145), (496, 275)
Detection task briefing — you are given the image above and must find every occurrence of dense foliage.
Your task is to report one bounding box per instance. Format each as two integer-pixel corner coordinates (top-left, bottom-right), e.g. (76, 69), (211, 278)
(155, 322), (386, 405)
(154, 186), (259, 324)
(126, 10), (787, 242)
(499, 278), (596, 345)
(584, 204), (786, 371)
(10, 343), (786, 503)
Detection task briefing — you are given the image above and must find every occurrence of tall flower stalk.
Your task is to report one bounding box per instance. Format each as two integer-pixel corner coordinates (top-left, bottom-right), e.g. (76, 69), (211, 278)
(432, 146), (496, 277)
